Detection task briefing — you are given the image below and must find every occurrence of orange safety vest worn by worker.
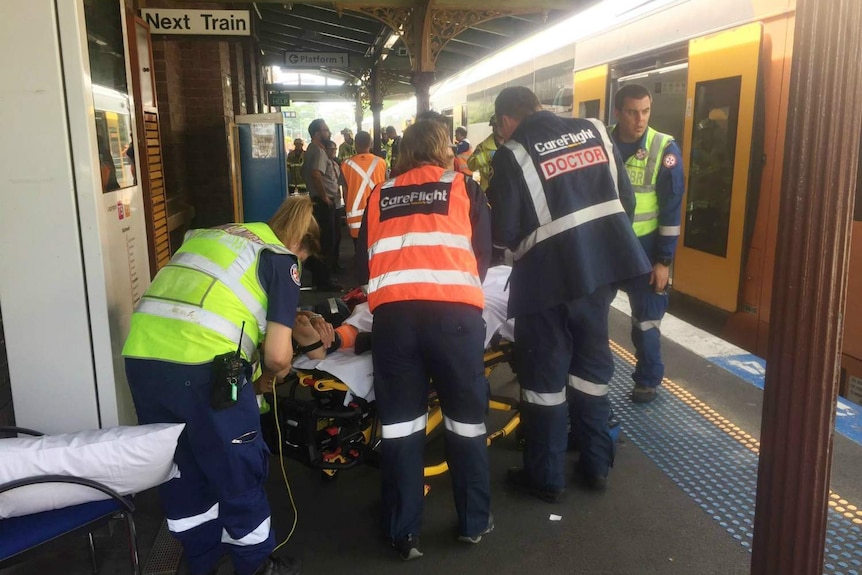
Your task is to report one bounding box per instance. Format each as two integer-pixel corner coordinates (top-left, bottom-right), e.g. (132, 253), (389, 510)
(454, 145), (473, 176)
(364, 166), (484, 312)
(341, 153), (386, 238)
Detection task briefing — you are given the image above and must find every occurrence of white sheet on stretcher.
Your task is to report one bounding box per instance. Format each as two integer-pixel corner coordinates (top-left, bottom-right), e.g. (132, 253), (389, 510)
(292, 265), (515, 403)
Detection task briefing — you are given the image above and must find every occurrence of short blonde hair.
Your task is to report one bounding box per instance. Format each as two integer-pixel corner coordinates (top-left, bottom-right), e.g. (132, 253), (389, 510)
(268, 195), (319, 253)
(393, 120), (454, 174)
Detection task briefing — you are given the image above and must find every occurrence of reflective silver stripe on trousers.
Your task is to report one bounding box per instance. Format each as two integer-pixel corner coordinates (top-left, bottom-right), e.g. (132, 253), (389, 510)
(170, 252), (267, 332)
(632, 317), (662, 331)
(382, 413), (428, 439)
(568, 375), (608, 397)
(659, 225), (680, 236)
(514, 200), (626, 260)
(521, 389), (567, 406)
(221, 516), (271, 546)
(586, 118), (620, 197)
(443, 416), (487, 438)
(166, 502), (219, 533)
(368, 232), (473, 259)
(136, 299), (257, 360)
(367, 269), (481, 293)
(504, 139), (552, 225)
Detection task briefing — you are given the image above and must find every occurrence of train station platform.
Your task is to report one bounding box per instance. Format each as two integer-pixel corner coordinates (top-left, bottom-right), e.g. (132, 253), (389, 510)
(4, 251), (862, 575)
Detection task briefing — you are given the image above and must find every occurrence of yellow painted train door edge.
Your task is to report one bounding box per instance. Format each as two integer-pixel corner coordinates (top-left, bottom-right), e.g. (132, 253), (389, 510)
(574, 64), (608, 120)
(674, 23), (763, 312)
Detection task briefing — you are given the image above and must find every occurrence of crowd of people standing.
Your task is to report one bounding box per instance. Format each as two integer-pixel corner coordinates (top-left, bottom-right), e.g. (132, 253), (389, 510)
(122, 82), (682, 573)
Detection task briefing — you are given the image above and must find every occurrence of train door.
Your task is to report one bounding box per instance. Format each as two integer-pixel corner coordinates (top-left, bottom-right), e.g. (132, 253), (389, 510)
(673, 23), (764, 312)
(573, 64), (608, 119)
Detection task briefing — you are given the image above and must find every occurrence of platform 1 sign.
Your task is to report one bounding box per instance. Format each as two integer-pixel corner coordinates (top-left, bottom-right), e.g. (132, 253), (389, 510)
(285, 52), (349, 68)
(141, 9), (251, 36)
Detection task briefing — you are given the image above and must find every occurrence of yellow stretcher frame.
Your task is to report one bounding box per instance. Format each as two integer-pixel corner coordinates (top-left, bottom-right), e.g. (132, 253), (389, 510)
(293, 339), (521, 479)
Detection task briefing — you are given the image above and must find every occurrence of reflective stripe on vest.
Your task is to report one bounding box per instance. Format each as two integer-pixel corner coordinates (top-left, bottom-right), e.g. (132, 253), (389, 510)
(343, 156), (383, 233)
(509, 119), (625, 260)
(123, 223), (291, 364)
(365, 167), (483, 311)
(625, 128), (673, 237)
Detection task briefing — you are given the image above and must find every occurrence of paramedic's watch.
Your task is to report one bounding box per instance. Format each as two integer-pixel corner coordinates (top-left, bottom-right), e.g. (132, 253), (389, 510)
(656, 257), (673, 267)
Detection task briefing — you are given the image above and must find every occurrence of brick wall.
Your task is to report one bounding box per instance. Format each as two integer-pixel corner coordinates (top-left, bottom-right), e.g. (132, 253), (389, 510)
(144, 0), (264, 228)
(153, 38), (187, 199)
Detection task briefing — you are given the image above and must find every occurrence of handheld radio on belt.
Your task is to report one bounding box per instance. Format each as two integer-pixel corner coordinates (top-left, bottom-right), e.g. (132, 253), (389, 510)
(211, 321), (245, 410)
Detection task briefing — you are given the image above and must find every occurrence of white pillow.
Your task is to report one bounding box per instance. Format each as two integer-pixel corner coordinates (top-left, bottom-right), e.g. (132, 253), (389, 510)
(0, 423), (184, 519)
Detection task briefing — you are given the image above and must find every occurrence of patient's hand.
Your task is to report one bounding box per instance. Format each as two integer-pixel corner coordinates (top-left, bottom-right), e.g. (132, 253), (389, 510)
(294, 314), (331, 359)
(309, 315), (335, 349)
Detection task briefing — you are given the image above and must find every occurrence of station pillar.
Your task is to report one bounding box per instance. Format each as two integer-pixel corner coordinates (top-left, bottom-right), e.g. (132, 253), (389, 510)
(411, 70), (435, 115)
(751, 0), (862, 573)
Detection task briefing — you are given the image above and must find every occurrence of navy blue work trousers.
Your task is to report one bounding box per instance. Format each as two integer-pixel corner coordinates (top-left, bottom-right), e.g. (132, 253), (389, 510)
(126, 359), (274, 575)
(626, 271), (669, 389)
(513, 285), (616, 490)
(372, 301), (491, 541)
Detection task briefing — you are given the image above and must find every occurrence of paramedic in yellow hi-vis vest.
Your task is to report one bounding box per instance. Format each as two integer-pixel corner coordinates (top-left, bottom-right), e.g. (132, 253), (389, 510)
(340, 131), (386, 248)
(467, 115), (504, 192)
(611, 84), (685, 404)
(356, 120), (493, 561)
(122, 196), (320, 575)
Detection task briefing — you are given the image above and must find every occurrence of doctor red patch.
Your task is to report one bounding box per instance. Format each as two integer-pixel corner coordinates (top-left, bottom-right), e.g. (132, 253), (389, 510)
(290, 263), (301, 286)
(663, 154), (677, 168)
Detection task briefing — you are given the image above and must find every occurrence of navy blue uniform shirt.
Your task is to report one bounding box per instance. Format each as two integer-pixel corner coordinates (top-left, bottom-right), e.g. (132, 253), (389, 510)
(488, 111), (651, 317)
(257, 251), (301, 328)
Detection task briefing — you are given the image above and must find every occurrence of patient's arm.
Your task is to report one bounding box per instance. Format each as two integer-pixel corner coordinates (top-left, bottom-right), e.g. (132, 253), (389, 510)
(293, 314), (329, 360)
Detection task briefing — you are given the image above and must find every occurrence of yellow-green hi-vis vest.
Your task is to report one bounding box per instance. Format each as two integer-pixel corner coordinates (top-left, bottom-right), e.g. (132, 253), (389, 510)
(122, 223), (294, 365)
(624, 127), (674, 237)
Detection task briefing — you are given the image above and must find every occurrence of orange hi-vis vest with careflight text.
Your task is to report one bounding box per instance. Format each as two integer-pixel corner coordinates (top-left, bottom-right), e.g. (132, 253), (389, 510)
(364, 165), (484, 312)
(342, 153), (386, 238)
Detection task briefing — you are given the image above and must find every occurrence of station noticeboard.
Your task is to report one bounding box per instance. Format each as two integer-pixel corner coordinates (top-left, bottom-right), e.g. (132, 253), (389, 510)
(284, 52), (349, 68)
(270, 92), (291, 107)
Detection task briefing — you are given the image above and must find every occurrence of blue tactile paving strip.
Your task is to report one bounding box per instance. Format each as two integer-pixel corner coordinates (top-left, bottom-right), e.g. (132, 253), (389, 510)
(708, 354), (862, 446)
(608, 348), (862, 574)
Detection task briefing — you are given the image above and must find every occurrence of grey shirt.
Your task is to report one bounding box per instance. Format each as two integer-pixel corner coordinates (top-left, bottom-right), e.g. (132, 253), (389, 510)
(301, 142), (339, 201)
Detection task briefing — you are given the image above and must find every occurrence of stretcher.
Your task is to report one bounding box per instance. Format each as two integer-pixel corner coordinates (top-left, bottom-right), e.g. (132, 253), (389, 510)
(262, 266), (521, 480)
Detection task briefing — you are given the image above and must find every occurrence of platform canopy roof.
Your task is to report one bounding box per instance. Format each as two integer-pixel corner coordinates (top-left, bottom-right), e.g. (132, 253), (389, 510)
(227, 1), (596, 99)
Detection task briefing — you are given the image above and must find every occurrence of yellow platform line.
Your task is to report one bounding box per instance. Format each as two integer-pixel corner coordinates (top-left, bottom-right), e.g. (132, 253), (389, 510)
(609, 339), (862, 526)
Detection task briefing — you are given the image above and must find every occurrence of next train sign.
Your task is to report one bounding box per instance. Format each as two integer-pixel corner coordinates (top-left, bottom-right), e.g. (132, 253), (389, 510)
(141, 9), (251, 36)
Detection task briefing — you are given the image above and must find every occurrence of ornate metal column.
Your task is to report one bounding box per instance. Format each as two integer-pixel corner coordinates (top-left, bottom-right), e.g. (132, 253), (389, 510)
(349, 5), (506, 113)
(370, 64), (383, 156)
(354, 89), (364, 135)
(411, 71), (435, 115)
(751, 1), (862, 573)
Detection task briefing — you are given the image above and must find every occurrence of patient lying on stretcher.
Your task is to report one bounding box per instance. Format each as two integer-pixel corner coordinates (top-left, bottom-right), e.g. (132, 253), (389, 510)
(255, 265), (513, 396)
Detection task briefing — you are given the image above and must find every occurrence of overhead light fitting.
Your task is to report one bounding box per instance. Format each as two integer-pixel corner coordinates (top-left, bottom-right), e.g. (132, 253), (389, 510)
(383, 33), (399, 50)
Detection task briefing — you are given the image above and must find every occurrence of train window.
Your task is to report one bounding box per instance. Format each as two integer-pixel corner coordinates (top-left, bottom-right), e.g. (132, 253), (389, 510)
(535, 60), (575, 116)
(579, 99), (600, 119)
(684, 76), (742, 258)
(84, 0), (136, 193)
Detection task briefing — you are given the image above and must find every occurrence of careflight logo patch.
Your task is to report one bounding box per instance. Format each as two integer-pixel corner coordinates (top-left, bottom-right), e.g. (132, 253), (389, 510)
(379, 181), (451, 221)
(290, 263), (301, 286)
